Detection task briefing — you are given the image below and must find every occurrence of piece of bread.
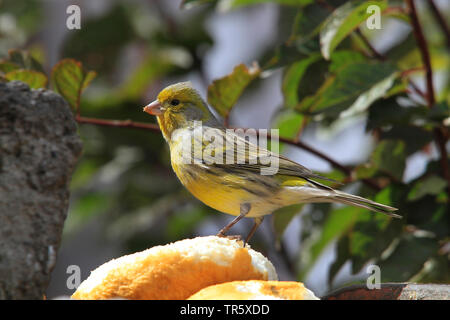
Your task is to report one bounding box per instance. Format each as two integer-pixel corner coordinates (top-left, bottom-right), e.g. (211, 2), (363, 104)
(71, 236), (277, 300)
(188, 280), (319, 300)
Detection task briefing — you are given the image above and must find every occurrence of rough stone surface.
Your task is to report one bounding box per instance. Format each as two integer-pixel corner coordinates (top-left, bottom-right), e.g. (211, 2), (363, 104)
(0, 81), (82, 299)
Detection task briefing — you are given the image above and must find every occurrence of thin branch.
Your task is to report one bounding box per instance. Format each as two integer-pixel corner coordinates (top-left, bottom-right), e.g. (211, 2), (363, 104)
(427, 0), (450, 49)
(230, 125), (352, 175)
(76, 115), (352, 174)
(354, 29), (386, 60)
(406, 0), (435, 107)
(294, 116), (309, 142)
(434, 127), (450, 190)
(400, 67), (428, 100)
(75, 89), (82, 119)
(407, 0), (450, 198)
(277, 135), (351, 174)
(75, 116), (381, 190)
(262, 131), (381, 190)
(316, 0), (334, 11)
(76, 116), (160, 132)
(400, 66), (425, 77)
(223, 114), (230, 128)
(383, 6), (407, 16)
(409, 80), (427, 101)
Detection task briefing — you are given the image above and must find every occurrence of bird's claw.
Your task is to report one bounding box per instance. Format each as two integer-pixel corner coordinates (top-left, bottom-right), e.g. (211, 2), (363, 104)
(216, 233), (242, 242)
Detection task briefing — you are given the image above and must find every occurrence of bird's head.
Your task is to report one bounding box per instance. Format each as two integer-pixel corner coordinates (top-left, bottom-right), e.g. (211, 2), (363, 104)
(143, 82), (218, 142)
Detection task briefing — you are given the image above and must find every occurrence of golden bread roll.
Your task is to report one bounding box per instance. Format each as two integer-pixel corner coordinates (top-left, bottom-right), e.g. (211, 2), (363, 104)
(72, 236), (277, 300)
(188, 280), (319, 300)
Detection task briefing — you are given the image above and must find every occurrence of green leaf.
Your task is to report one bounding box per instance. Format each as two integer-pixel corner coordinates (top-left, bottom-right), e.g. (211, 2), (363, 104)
(207, 63), (261, 118)
(377, 235), (439, 282)
(181, 0), (217, 9)
(366, 96), (447, 130)
(263, 41), (317, 70)
(8, 49), (26, 67)
(367, 97), (424, 130)
(349, 213), (393, 273)
(299, 206), (360, 280)
(282, 54), (322, 108)
(383, 6), (410, 23)
(328, 232), (350, 285)
(327, 186), (402, 283)
(319, 169), (347, 183)
(296, 61), (397, 117)
(371, 139), (406, 181)
(7, 49), (44, 72)
(297, 59), (330, 102)
(273, 109), (304, 139)
(383, 77), (408, 98)
(118, 48), (184, 100)
(289, 3), (330, 44)
(329, 50), (366, 73)
(379, 125), (432, 155)
(320, 0), (388, 60)
(5, 69), (48, 89)
(354, 162), (378, 179)
(429, 101), (450, 124)
(219, 0), (312, 11)
(408, 175), (448, 201)
(81, 71), (97, 91)
(385, 32), (416, 66)
(272, 204), (303, 242)
(51, 58), (96, 109)
(0, 60), (20, 73)
(410, 255), (450, 283)
(339, 72), (397, 118)
(347, 185), (402, 275)
(403, 191), (448, 238)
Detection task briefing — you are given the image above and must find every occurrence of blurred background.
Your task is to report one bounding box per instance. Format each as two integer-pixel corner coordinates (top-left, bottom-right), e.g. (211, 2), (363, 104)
(1, 0), (448, 298)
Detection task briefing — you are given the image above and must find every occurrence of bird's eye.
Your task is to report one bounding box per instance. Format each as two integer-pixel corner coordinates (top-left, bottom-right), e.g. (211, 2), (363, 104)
(170, 99), (180, 106)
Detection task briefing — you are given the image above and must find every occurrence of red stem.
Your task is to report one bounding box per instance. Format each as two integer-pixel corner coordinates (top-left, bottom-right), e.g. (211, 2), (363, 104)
(406, 0), (450, 196)
(355, 29), (386, 60)
(406, 0), (435, 107)
(294, 116), (309, 142)
(76, 116), (160, 132)
(409, 80), (427, 101)
(223, 114), (230, 128)
(75, 116), (381, 189)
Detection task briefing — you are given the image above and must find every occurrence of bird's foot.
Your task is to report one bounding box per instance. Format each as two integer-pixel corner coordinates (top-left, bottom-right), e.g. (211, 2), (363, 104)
(215, 233), (242, 242)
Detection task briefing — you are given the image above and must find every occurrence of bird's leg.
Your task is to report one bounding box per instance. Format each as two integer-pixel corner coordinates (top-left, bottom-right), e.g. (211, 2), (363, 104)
(216, 203), (251, 237)
(244, 216), (264, 245)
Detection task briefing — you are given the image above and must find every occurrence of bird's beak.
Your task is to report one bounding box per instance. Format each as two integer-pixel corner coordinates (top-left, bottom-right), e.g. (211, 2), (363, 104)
(143, 100), (162, 116)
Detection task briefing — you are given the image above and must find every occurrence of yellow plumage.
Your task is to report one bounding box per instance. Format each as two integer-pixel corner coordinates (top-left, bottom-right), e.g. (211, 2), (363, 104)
(144, 82), (400, 242)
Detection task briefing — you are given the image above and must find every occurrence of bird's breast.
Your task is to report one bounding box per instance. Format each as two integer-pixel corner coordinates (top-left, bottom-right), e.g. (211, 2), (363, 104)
(169, 154), (294, 217)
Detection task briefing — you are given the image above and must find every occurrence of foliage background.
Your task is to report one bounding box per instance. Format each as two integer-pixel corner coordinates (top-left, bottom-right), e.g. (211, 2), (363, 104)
(0, 0), (448, 298)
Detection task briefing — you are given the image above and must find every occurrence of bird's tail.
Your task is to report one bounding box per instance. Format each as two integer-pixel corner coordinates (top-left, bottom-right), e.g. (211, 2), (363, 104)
(330, 190), (401, 218)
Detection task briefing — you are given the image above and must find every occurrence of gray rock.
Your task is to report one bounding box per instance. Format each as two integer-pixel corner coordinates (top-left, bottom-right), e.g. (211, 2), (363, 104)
(0, 81), (82, 299)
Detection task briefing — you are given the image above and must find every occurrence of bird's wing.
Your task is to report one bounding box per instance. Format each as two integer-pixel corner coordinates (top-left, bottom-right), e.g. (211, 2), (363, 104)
(199, 127), (336, 189)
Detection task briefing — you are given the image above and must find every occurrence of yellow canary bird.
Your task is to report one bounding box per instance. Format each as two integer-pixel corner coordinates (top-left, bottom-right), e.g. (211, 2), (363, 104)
(143, 82), (400, 242)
